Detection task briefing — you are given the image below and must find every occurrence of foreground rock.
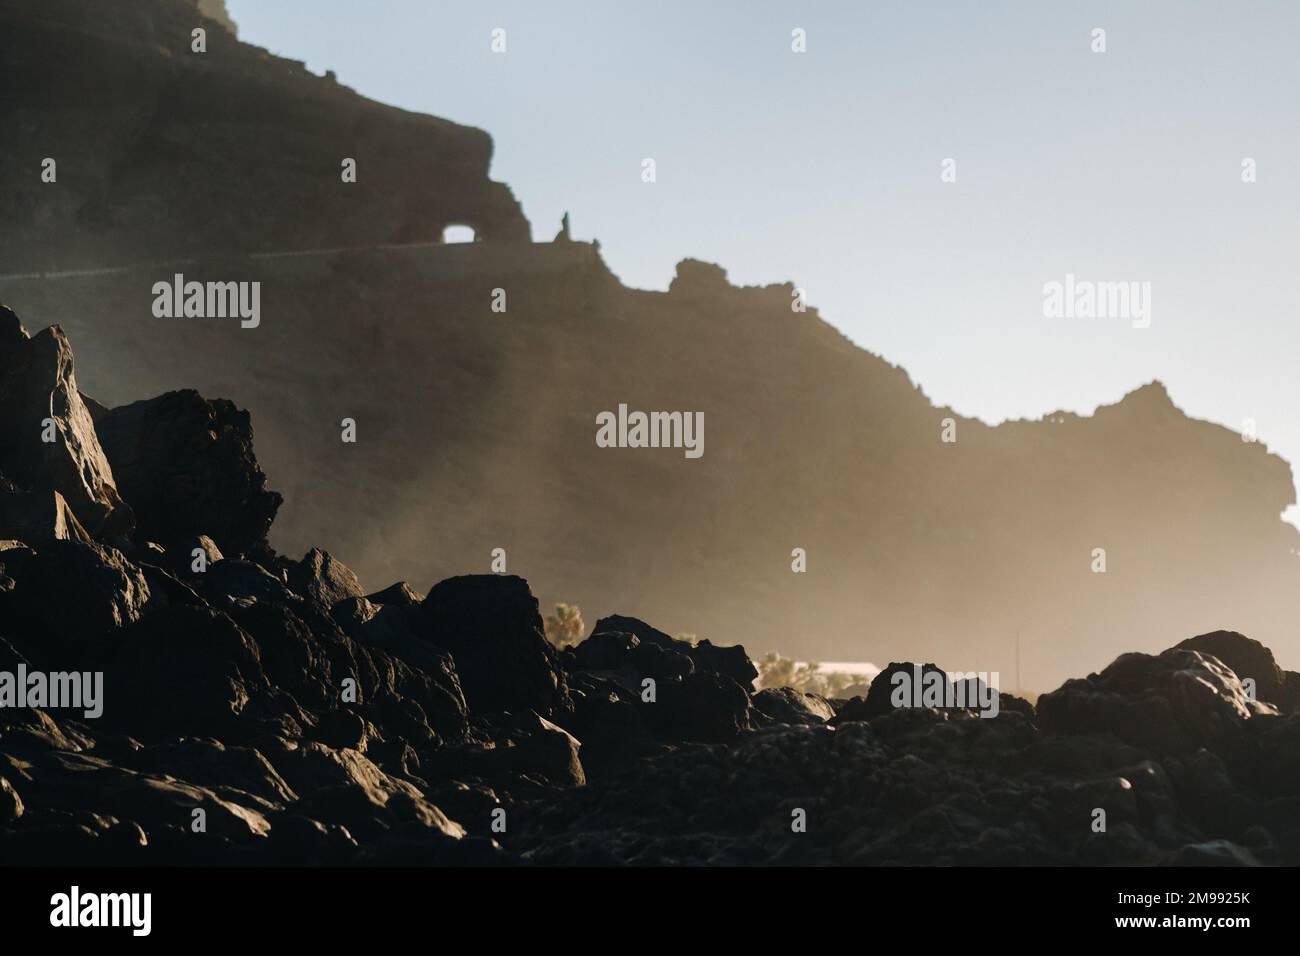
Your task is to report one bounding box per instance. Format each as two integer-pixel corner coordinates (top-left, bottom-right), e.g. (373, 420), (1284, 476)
(95, 389), (282, 557)
(0, 310), (133, 538)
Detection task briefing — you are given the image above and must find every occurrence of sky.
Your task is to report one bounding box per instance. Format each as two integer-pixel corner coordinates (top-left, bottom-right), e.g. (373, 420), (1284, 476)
(228, 0), (1300, 522)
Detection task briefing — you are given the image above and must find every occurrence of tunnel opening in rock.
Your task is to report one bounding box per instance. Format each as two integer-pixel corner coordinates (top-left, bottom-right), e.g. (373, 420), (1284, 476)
(441, 224), (477, 244)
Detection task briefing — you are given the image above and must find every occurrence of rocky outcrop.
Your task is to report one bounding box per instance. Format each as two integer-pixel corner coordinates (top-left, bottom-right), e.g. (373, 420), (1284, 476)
(7, 538), (151, 647)
(0, 489), (89, 545)
(0, 0), (530, 269)
(95, 390), (282, 557)
(1177, 629), (1300, 713)
(2, 313), (1299, 868)
(0, 309), (132, 538)
(753, 687), (836, 726)
(1036, 647), (1277, 758)
(420, 576), (568, 718)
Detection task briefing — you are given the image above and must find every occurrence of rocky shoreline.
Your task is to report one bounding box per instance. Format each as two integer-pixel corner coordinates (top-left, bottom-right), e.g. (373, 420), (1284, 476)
(2, 305), (1298, 866)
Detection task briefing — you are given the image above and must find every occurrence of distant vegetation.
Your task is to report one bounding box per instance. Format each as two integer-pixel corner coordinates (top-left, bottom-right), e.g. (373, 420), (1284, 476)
(755, 652), (864, 697)
(543, 603), (585, 649)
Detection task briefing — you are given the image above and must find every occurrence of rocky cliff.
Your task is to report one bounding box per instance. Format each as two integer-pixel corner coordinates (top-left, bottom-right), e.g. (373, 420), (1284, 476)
(0, 0), (529, 271)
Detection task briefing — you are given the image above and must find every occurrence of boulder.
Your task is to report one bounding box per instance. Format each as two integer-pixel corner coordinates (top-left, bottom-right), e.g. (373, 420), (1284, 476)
(18, 750), (271, 843)
(108, 605), (268, 738)
(169, 534), (224, 575)
(647, 671), (752, 742)
(365, 581), (423, 606)
(197, 559), (296, 606)
(125, 738), (299, 807)
(574, 630), (641, 671)
(1036, 648), (1275, 757)
(591, 614), (676, 647)
(94, 389), (282, 555)
(1176, 630), (1300, 712)
(563, 671), (657, 773)
(691, 638), (759, 691)
(231, 597), (469, 744)
(10, 538), (151, 645)
(830, 662), (951, 725)
(0, 320), (132, 537)
(266, 742), (461, 843)
(290, 548), (365, 609)
(505, 712), (586, 787)
(420, 575), (567, 717)
(753, 687), (836, 726)
(575, 619), (756, 690)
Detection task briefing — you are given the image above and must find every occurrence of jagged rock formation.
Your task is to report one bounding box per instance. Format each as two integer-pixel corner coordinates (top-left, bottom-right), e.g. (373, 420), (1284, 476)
(94, 390), (282, 557)
(0, 0), (529, 270)
(2, 311), (1299, 866)
(196, 0), (237, 36)
(2, 0), (1299, 690)
(0, 307), (132, 539)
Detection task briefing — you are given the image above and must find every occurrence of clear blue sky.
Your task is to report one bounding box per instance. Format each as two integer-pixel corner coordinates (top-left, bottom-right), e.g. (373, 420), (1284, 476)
(229, 0), (1300, 522)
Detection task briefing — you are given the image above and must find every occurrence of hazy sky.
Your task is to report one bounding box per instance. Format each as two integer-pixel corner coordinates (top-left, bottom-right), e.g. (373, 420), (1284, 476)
(229, 0), (1300, 522)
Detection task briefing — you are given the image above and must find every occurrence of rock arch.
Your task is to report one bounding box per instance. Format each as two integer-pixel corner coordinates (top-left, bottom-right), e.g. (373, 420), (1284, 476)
(440, 223), (478, 244)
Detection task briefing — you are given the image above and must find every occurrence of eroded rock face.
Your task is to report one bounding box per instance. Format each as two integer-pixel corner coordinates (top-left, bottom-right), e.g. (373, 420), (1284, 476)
(1177, 630), (1300, 713)
(584, 615), (758, 690)
(753, 687), (836, 726)
(108, 605), (267, 738)
(290, 548), (365, 610)
(95, 390), (282, 557)
(17, 538), (152, 646)
(0, 3), (530, 267)
(0, 489), (90, 545)
(420, 575), (568, 718)
(1036, 648), (1276, 758)
(0, 316), (133, 538)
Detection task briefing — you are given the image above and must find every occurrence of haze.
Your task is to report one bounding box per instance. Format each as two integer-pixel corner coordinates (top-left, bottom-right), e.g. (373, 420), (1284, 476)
(229, 0), (1300, 523)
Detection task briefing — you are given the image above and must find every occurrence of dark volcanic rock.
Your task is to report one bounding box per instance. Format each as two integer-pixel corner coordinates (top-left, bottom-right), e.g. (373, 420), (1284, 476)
(1176, 629), (1300, 713)
(422, 712), (586, 788)
(108, 605), (269, 738)
(0, 776), (23, 823)
(0, 318), (133, 538)
(8, 538), (151, 646)
(365, 581), (423, 607)
(753, 687), (836, 726)
(576, 616), (756, 690)
(691, 639), (760, 691)
(172, 534), (225, 575)
(573, 630), (641, 671)
(197, 558), (296, 606)
(290, 548), (365, 610)
(15, 750), (271, 844)
(0, 489), (90, 545)
(95, 389), (282, 556)
(230, 595), (470, 745)
(564, 671), (659, 774)
(591, 614), (676, 647)
(1036, 648), (1275, 757)
(830, 662), (951, 725)
(646, 672), (752, 742)
(5, 308), (1300, 868)
(420, 575), (567, 717)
